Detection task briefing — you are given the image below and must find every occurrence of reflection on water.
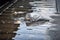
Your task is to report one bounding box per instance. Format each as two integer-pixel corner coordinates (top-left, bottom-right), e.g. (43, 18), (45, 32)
(13, 21), (56, 40)
(12, 0), (58, 40)
(0, 0), (60, 40)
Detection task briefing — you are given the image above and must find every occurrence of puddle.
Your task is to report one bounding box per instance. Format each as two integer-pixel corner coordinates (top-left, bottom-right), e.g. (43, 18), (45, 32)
(12, 0), (58, 40)
(0, 0), (59, 40)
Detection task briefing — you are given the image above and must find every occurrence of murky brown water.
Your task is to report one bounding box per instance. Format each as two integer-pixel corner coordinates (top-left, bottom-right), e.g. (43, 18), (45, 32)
(0, 0), (60, 40)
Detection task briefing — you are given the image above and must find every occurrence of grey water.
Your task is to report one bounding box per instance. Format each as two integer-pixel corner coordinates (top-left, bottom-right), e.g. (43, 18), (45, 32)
(12, 0), (60, 40)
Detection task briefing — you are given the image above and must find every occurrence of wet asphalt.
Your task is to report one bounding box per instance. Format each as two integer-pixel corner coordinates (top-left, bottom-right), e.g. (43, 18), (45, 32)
(0, 0), (60, 40)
